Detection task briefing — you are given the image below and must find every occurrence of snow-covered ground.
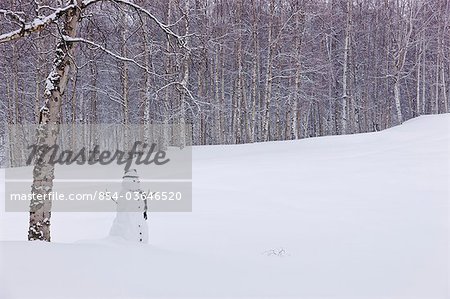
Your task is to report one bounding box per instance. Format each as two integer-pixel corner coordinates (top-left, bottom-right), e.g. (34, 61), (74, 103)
(1, 114), (449, 299)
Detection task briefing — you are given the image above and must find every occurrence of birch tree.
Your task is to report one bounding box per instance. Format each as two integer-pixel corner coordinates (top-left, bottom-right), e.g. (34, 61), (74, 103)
(0, 0), (189, 241)
(341, 0), (352, 134)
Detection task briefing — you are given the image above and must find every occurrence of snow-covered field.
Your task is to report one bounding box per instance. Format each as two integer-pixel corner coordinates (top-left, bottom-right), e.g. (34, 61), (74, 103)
(1, 114), (449, 299)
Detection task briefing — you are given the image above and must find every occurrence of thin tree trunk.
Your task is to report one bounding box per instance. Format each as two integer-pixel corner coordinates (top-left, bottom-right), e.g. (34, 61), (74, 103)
(250, 2), (259, 143)
(142, 22), (152, 144)
(293, 6), (305, 139)
(421, 34), (426, 114)
(262, 0), (274, 141)
(394, 73), (403, 124)
(435, 50), (440, 114)
(341, 0), (352, 134)
(415, 42), (421, 116)
(214, 45), (221, 144)
(441, 60), (448, 113)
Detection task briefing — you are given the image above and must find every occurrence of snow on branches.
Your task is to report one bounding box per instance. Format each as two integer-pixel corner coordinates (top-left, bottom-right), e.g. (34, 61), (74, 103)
(0, 4), (77, 43)
(0, 0), (189, 50)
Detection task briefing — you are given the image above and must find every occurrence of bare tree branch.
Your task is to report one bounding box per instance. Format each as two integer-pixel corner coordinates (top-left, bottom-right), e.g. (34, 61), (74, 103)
(62, 35), (150, 72)
(0, 4), (76, 43)
(82, 0), (189, 49)
(0, 9), (26, 24)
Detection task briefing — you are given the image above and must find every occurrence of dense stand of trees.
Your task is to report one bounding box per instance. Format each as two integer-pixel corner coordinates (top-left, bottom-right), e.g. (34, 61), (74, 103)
(1, 0), (449, 147)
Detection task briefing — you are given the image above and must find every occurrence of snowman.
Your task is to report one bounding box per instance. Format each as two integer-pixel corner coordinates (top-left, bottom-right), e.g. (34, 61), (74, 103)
(109, 169), (149, 243)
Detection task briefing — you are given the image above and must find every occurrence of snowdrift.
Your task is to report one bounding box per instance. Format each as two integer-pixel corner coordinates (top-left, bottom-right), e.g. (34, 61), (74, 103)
(1, 114), (449, 298)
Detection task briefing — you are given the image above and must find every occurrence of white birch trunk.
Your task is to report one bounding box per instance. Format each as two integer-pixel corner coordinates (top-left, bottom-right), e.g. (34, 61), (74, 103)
(341, 0), (351, 134)
(262, 0), (274, 141)
(29, 1), (81, 241)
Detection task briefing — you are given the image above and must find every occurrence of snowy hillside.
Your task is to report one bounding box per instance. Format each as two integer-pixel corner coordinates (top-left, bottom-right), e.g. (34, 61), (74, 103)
(1, 114), (449, 299)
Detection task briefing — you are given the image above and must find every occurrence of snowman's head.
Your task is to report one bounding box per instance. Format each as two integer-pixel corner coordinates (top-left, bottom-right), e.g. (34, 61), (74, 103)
(122, 169), (140, 191)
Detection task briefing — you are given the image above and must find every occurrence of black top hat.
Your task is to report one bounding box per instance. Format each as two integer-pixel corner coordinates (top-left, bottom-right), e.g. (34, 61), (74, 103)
(123, 169), (139, 179)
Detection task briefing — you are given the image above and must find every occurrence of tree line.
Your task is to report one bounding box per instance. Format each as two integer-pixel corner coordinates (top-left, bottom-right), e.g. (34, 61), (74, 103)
(1, 0), (448, 145)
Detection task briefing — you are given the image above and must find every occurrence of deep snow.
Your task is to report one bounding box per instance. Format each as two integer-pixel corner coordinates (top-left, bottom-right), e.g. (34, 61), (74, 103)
(1, 114), (449, 299)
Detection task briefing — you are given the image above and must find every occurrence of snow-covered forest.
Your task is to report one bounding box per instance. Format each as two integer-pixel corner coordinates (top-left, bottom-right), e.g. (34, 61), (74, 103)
(0, 1), (449, 298)
(0, 0), (449, 145)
